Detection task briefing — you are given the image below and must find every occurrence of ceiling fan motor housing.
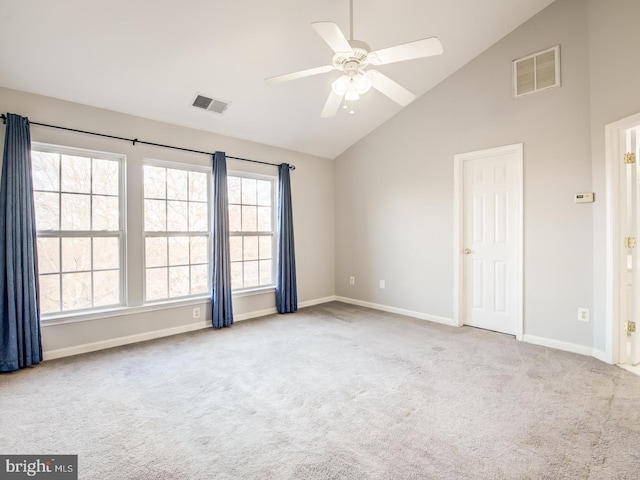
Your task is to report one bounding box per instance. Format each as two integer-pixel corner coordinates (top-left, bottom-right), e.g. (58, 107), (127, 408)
(332, 40), (371, 74)
(343, 60), (360, 76)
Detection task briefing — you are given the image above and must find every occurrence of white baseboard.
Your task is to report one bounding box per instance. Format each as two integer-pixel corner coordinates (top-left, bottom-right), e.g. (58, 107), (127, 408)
(44, 320), (210, 361)
(43, 295), (610, 366)
(300, 296), (337, 308)
(335, 296), (457, 327)
(43, 295), (339, 360)
(234, 296), (338, 322)
(591, 348), (612, 364)
(234, 308), (278, 322)
(335, 298), (614, 364)
(522, 334), (595, 357)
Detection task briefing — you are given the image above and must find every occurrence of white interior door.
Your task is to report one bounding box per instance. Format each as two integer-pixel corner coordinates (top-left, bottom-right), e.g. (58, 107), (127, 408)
(621, 126), (640, 366)
(456, 145), (523, 336)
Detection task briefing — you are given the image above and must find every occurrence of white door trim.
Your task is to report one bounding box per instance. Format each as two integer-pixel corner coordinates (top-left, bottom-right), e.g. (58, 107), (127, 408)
(605, 111), (640, 365)
(453, 143), (524, 340)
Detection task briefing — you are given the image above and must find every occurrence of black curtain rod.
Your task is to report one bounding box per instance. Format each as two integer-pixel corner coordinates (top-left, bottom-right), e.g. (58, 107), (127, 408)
(0, 114), (295, 170)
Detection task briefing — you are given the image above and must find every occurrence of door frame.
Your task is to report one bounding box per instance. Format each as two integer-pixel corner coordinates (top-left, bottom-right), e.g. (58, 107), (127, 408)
(605, 111), (640, 364)
(453, 143), (524, 340)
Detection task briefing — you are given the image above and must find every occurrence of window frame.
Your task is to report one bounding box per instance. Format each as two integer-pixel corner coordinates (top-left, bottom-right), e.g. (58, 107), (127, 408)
(142, 158), (212, 304)
(227, 170), (278, 293)
(31, 142), (127, 319)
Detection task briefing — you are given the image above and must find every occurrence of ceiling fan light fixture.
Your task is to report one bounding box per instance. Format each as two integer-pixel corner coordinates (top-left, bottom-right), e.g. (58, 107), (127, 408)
(345, 81), (360, 101)
(333, 74), (365, 101)
(345, 91), (360, 101)
(331, 76), (348, 96)
(355, 72), (373, 94)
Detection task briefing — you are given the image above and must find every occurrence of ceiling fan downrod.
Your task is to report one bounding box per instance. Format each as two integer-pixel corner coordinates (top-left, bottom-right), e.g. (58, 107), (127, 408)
(349, 0), (354, 41)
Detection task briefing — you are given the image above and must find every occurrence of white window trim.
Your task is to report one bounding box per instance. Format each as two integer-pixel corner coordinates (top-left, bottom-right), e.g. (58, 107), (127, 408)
(41, 295), (211, 326)
(142, 158), (212, 304)
(32, 142), (127, 319)
(41, 286), (276, 326)
(228, 170), (278, 292)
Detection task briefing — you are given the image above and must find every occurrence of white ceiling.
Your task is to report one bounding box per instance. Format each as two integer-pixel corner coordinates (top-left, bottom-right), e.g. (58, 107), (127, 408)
(0, 0), (555, 159)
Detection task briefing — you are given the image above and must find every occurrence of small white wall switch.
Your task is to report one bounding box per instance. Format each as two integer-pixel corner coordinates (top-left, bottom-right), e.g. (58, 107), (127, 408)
(574, 192), (594, 203)
(349, 276), (355, 285)
(577, 308), (589, 322)
(193, 307), (201, 319)
(379, 280), (385, 289)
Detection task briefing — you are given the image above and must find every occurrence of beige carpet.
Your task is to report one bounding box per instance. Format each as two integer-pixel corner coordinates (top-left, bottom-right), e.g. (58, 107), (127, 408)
(1, 302), (640, 479)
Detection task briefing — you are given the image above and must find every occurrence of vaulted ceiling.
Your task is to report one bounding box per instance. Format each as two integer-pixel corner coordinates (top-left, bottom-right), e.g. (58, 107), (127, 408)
(0, 0), (556, 159)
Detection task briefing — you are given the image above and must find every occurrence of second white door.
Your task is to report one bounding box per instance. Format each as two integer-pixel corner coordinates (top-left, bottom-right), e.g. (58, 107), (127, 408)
(458, 144), (522, 336)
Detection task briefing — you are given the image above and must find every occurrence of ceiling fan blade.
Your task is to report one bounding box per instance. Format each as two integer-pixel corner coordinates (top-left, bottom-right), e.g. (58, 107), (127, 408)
(265, 65), (335, 85)
(369, 70), (416, 106)
(321, 90), (344, 118)
(311, 22), (353, 55)
(368, 37), (443, 66)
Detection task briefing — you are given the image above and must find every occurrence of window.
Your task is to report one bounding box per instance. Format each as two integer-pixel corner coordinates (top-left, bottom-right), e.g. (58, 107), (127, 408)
(228, 174), (276, 290)
(31, 144), (124, 315)
(143, 162), (210, 301)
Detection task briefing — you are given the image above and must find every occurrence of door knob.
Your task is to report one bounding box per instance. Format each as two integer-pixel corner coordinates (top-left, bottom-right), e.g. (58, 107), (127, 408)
(464, 248), (472, 254)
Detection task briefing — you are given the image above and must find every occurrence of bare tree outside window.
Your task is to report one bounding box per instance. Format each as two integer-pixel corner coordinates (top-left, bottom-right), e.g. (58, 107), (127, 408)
(228, 174), (276, 290)
(31, 146), (124, 315)
(143, 163), (210, 302)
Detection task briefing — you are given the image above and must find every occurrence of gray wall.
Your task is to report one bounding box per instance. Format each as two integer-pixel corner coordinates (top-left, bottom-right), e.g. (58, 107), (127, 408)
(0, 87), (335, 354)
(335, 0), (597, 347)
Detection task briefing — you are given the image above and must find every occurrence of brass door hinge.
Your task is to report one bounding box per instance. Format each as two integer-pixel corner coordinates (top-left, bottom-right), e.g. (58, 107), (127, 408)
(624, 153), (636, 164)
(624, 237), (637, 248)
(624, 320), (636, 333)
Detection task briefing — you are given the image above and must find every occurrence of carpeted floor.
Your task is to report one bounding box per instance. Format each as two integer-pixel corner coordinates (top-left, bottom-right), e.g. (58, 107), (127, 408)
(1, 302), (640, 479)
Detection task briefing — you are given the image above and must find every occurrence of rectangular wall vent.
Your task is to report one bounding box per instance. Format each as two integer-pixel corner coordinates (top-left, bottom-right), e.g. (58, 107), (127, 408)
(191, 94), (230, 114)
(513, 45), (560, 98)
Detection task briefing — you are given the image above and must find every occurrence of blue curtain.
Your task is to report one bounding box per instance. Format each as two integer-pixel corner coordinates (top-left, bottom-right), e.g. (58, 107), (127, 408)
(0, 113), (42, 372)
(211, 151), (233, 328)
(276, 163), (297, 313)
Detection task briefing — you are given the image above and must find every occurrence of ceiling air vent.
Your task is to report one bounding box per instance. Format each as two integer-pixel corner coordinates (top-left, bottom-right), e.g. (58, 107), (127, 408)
(513, 45), (560, 98)
(191, 94), (230, 114)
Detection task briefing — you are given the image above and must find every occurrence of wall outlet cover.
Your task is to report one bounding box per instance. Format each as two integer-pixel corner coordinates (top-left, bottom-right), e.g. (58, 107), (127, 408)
(577, 308), (589, 322)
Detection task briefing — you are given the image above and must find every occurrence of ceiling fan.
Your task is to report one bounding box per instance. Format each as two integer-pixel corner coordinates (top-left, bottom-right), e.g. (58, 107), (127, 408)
(265, 0), (443, 118)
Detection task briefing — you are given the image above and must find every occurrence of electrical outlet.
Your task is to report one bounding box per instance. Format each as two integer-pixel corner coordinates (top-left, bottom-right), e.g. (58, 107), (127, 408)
(379, 280), (385, 289)
(349, 276), (355, 285)
(577, 308), (589, 322)
(193, 307), (201, 319)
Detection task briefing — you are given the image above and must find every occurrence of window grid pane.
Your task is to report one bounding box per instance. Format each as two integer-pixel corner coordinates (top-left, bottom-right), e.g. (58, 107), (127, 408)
(143, 163), (211, 302)
(228, 174), (276, 290)
(32, 146), (123, 316)
(93, 270), (120, 307)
